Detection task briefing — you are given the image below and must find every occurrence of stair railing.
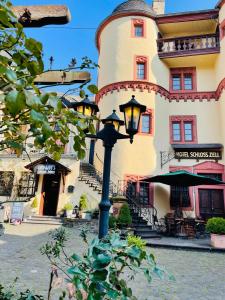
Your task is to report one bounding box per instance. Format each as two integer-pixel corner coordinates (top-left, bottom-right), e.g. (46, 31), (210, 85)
(80, 163), (158, 228)
(117, 180), (158, 228)
(80, 162), (118, 196)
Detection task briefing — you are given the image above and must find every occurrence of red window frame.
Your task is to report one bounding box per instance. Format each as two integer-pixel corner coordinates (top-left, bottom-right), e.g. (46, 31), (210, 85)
(131, 19), (146, 38)
(124, 174), (154, 207)
(170, 67), (197, 93)
(134, 56), (148, 81)
(169, 115), (197, 144)
(138, 109), (154, 135)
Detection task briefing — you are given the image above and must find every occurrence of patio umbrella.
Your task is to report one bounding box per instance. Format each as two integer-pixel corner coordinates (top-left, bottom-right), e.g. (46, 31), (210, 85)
(141, 170), (225, 187)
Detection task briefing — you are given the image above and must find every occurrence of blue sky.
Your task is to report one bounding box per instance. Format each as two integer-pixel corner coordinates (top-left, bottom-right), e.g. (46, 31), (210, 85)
(11, 0), (218, 93)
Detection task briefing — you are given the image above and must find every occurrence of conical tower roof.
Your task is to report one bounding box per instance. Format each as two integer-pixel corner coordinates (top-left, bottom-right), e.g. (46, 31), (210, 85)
(112, 0), (155, 16)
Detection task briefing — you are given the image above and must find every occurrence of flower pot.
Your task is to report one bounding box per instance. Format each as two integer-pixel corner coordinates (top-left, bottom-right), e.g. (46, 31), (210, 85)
(211, 233), (225, 249)
(82, 212), (92, 221)
(66, 210), (73, 218)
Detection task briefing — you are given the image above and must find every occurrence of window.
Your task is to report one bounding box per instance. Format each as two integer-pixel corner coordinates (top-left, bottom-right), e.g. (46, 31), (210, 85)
(184, 122), (193, 141)
(172, 122), (181, 141)
(139, 182), (149, 205)
(18, 172), (38, 197)
(170, 115), (197, 144)
(137, 63), (145, 79)
(135, 56), (148, 80)
(139, 109), (153, 135)
(170, 68), (196, 92)
(134, 25), (143, 37)
(132, 19), (145, 38)
(170, 186), (191, 208)
(172, 74), (181, 90)
(0, 171), (14, 196)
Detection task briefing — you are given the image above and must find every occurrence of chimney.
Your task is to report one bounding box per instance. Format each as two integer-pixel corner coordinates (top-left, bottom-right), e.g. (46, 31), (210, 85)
(152, 0), (165, 15)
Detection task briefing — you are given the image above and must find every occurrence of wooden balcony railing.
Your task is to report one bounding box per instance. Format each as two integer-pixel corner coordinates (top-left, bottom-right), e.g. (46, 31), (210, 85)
(157, 33), (220, 58)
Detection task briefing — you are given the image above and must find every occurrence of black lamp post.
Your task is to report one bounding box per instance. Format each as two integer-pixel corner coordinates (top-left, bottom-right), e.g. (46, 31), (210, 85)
(73, 95), (146, 239)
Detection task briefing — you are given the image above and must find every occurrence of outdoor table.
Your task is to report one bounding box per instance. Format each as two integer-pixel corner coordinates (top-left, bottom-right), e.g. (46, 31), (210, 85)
(175, 218), (186, 237)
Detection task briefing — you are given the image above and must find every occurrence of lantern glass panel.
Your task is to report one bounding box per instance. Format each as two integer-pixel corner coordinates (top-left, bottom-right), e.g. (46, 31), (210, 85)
(77, 105), (84, 114)
(125, 106), (141, 131)
(105, 120), (120, 131)
(84, 106), (92, 117)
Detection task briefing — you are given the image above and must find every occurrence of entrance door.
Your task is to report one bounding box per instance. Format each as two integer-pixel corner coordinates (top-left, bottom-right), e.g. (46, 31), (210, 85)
(199, 189), (225, 219)
(42, 174), (61, 216)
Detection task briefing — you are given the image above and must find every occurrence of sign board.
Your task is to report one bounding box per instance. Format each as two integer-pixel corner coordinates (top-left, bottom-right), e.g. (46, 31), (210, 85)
(34, 164), (56, 175)
(10, 202), (24, 222)
(175, 150), (222, 160)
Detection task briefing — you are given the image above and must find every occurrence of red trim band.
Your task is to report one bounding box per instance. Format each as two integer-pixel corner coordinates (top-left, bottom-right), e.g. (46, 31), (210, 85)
(96, 79), (225, 103)
(156, 10), (219, 24)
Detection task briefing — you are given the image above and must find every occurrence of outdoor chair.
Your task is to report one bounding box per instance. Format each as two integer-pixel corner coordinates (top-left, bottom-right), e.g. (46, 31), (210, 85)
(164, 213), (176, 236)
(183, 218), (196, 238)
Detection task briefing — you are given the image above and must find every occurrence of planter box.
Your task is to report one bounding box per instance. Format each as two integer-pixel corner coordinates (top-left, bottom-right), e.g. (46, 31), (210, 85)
(66, 210), (73, 218)
(82, 212), (92, 221)
(211, 234), (225, 249)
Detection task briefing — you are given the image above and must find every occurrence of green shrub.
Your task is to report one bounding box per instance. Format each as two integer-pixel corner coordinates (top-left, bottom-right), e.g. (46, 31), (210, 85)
(63, 202), (73, 211)
(31, 197), (38, 209)
(117, 203), (132, 227)
(206, 217), (225, 234)
(41, 228), (174, 299)
(109, 215), (117, 229)
(127, 234), (146, 250)
(79, 194), (88, 211)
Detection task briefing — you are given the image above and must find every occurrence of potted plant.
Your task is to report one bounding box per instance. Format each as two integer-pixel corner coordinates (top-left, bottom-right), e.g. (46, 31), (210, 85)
(206, 217), (225, 249)
(117, 203), (132, 237)
(30, 197), (38, 216)
(63, 202), (74, 218)
(79, 194), (89, 219)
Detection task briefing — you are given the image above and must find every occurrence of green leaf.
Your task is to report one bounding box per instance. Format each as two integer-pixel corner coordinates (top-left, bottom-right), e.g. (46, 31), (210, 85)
(47, 95), (61, 110)
(5, 69), (17, 82)
(68, 266), (86, 278)
(97, 253), (112, 265)
(87, 85), (98, 94)
(91, 269), (108, 282)
(71, 253), (82, 262)
(5, 90), (26, 116)
(126, 246), (141, 259)
(25, 92), (43, 109)
(27, 61), (41, 76)
(30, 110), (46, 123)
(25, 38), (42, 55)
(79, 89), (85, 99)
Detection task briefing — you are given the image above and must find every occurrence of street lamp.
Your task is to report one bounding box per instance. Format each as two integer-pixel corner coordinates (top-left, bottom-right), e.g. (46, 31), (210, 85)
(72, 95), (99, 116)
(119, 95), (147, 143)
(74, 95), (146, 239)
(101, 110), (124, 132)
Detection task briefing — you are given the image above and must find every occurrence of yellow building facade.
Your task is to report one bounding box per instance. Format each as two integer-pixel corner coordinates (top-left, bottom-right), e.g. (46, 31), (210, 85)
(94, 0), (225, 220)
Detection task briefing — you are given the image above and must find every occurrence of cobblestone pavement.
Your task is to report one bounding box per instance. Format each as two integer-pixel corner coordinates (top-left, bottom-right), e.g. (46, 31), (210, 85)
(0, 223), (225, 300)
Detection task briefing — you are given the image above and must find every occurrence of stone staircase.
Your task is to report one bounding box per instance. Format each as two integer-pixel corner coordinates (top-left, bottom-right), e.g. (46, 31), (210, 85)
(78, 163), (103, 194)
(131, 210), (161, 239)
(24, 215), (63, 225)
(79, 162), (161, 240)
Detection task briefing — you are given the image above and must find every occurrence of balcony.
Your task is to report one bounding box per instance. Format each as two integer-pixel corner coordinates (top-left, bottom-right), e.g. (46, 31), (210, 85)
(157, 34), (220, 59)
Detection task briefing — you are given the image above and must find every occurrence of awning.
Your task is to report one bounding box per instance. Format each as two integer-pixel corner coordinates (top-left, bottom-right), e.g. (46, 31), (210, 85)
(25, 156), (71, 175)
(141, 170), (225, 187)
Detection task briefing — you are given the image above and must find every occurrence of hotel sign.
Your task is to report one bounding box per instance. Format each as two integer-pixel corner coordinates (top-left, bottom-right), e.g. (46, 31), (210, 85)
(175, 150), (222, 160)
(35, 164), (56, 174)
